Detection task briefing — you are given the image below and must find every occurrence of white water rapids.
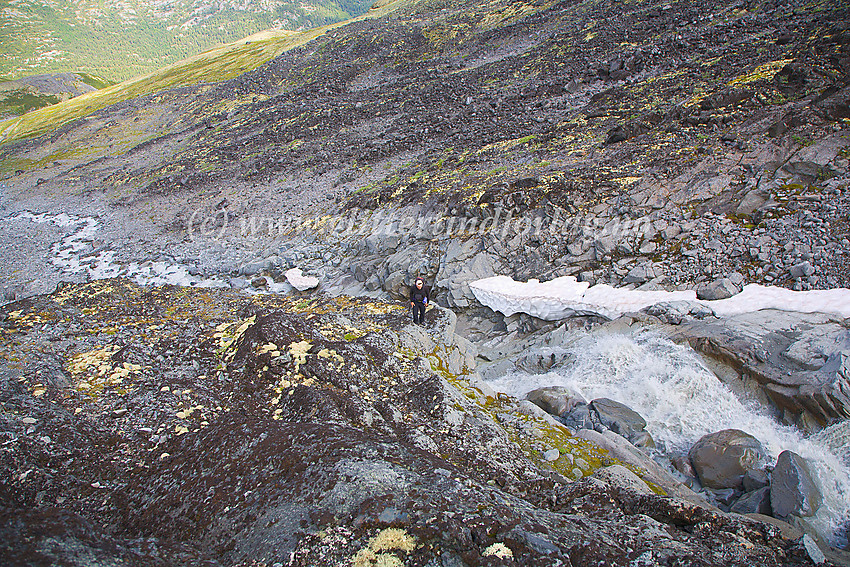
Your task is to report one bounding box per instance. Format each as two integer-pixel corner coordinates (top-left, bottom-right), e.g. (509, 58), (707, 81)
(484, 330), (850, 546)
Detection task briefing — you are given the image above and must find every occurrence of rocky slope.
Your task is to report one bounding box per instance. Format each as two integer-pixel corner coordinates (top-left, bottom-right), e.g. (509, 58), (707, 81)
(0, 279), (840, 565)
(1, 0), (850, 563)
(0, 0), (847, 303)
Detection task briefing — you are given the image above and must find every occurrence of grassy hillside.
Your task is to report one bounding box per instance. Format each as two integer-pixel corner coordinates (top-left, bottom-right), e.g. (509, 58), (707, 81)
(0, 0), (378, 83)
(0, 0), (414, 145)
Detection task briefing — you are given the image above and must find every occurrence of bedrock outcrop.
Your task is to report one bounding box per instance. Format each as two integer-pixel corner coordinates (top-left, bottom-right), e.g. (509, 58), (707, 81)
(659, 309), (850, 431)
(0, 279), (837, 565)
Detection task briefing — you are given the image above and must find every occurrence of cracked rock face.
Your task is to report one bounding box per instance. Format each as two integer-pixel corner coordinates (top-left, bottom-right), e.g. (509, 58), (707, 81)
(0, 279), (836, 565)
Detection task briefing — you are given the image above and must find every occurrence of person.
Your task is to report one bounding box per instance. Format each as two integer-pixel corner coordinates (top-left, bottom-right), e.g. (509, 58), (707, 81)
(409, 277), (430, 325)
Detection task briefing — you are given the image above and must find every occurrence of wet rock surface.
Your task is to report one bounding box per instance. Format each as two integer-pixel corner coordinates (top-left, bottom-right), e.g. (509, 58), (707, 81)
(689, 429), (768, 490)
(0, 280), (839, 565)
(660, 310), (850, 431)
(772, 450), (824, 519)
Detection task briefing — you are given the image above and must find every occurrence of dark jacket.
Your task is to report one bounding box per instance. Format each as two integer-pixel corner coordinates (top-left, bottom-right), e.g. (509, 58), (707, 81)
(409, 283), (430, 305)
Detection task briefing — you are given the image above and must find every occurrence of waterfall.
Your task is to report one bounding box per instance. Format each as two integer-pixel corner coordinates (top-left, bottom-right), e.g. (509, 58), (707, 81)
(484, 330), (850, 546)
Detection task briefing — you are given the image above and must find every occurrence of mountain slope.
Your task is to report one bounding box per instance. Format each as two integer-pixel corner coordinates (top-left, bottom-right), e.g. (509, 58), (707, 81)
(0, 72), (112, 119)
(2, 0), (850, 563)
(0, 0), (848, 293)
(0, 0), (379, 82)
(0, 0), (411, 144)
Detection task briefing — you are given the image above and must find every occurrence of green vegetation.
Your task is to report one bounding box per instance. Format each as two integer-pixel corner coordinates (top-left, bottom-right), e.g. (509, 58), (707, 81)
(792, 134), (814, 147)
(76, 73), (114, 90)
(0, 0), (414, 145)
(0, 90), (59, 118)
(0, 0), (379, 83)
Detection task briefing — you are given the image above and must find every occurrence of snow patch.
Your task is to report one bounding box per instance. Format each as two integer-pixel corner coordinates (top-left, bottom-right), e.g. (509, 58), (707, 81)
(470, 275), (850, 320)
(285, 267), (319, 291)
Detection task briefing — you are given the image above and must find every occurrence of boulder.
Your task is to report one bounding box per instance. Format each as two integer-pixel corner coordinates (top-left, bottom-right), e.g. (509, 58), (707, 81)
(624, 264), (654, 285)
(789, 261), (816, 279)
(382, 270), (408, 297)
(735, 188), (770, 215)
(696, 277), (741, 301)
(800, 534), (827, 565)
(285, 268), (319, 291)
(770, 450), (822, 518)
(559, 402), (595, 431)
(689, 429), (767, 489)
(742, 468), (770, 492)
(525, 387), (585, 418)
(589, 398), (648, 441)
(239, 256), (280, 276)
(706, 487), (741, 510)
(730, 486), (772, 515)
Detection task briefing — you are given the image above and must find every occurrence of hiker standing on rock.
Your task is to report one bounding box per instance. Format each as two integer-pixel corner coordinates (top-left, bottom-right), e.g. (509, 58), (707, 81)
(409, 277), (430, 325)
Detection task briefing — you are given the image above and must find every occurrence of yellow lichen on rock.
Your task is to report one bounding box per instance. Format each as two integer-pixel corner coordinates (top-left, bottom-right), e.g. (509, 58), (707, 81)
(352, 528), (416, 567)
(67, 345), (119, 378)
(65, 345), (147, 399)
(317, 348), (344, 363)
(258, 342), (279, 355)
(213, 316), (256, 361)
(289, 340), (312, 371)
(728, 59), (794, 86)
(483, 542), (513, 559)
(370, 528), (416, 553)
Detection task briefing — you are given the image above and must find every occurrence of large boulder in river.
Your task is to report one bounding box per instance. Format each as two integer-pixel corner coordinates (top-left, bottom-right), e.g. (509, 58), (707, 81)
(660, 310), (850, 432)
(689, 429), (767, 489)
(526, 386), (585, 417)
(589, 398), (649, 442)
(770, 450), (822, 518)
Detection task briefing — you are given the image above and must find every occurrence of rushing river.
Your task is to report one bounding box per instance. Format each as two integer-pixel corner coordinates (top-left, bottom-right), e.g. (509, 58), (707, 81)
(484, 330), (850, 547)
